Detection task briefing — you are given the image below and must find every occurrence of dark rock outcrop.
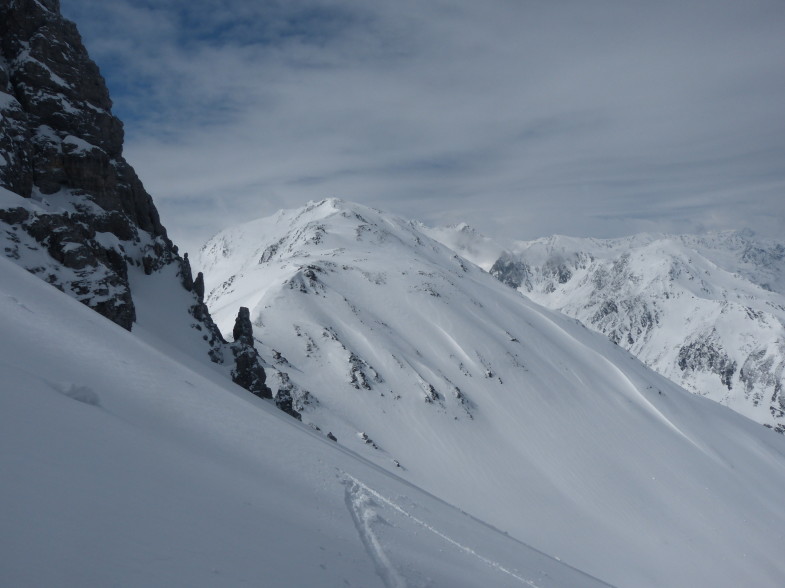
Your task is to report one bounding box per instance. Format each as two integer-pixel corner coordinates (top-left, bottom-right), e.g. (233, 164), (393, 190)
(489, 252), (530, 290)
(230, 307), (273, 399)
(677, 330), (737, 391)
(0, 0), (163, 234)
(274, 385), (302, 420)
(0, 0), (283, 412)
(0, 0), (168, 329)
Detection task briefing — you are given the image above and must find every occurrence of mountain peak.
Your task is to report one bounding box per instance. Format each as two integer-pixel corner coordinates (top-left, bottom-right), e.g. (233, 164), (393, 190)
(199, 198), (448, 283)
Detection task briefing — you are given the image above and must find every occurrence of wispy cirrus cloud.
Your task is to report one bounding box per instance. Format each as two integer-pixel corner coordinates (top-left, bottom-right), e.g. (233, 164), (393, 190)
(61, 0), (785, 254)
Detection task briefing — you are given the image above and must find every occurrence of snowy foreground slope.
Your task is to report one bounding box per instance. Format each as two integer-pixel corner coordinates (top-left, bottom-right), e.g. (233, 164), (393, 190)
(0, 256), (606, 588)
(487, 232), (785, 432)
(199, 199), (785, 588)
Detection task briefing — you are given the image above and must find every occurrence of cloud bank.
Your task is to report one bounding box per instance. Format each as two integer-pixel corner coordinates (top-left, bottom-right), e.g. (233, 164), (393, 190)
(61, 0), (785, 254)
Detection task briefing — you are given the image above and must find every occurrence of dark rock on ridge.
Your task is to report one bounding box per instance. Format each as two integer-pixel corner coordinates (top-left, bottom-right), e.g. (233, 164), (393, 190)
(489, 252), (530, 290)
(274, 385), (302, 420)
(0, 0), (162, 235)
(677, 330), (737, 391)
(230, 307), (273, 399)
(0, 0), (166, 329)
(0, 0), (284, 412)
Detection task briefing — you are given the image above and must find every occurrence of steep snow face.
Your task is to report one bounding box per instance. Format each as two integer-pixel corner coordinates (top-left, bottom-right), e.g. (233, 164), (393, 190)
(200, 199), (785, 588)
(0, 255), (603, 588)
(490, 232), (785, 432)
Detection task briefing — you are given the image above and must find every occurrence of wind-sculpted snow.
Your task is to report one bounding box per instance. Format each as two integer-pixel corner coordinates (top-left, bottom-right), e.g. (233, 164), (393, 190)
(0, 256), (605, 588)
(488, 231), (785, 432)
(200, 199), (785, 587)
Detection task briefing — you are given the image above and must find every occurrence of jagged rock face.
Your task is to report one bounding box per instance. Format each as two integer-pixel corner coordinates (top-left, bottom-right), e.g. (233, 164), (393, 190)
(230, 306), (273, 400)
(274, 385), (302, 420)
(0, 0), (276, 407)
(677, 329), (737, 390)
(0, 203), (138, 326)
(489, 252), (530, 290)
(0, 0), (163, 234)
(489, 232), (785, 432)
(0, 0), (169, 328)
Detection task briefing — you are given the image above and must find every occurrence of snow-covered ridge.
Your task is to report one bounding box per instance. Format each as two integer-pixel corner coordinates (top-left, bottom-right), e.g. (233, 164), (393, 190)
(489, 230), (785, 431)
(200, 199), (785, 587)
(509, 230), (785, 293)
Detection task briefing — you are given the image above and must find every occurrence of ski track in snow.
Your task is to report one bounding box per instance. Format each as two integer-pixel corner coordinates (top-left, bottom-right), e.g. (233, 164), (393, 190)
(341, 472), (541, 587)
(343, 477), (407, 588)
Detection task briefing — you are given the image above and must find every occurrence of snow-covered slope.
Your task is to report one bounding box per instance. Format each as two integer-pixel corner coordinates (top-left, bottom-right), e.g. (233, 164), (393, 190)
(489, 232), (785, 432)
(199, 199), (785, 588)
(1, 254), (607, 588)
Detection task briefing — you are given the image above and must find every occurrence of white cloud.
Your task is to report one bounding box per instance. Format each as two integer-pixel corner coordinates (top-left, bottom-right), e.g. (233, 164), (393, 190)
(61, 0), (785, 253)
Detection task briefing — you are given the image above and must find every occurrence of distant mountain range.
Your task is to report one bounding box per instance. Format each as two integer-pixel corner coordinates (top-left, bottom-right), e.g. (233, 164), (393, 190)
(483, 231), (785, 433)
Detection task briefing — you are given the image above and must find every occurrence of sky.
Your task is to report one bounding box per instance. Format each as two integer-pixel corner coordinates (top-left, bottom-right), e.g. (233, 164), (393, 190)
(60, 0), (785, 255)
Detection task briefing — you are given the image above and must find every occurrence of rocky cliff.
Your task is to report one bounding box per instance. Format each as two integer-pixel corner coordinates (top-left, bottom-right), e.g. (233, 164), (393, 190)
(0, 0), (271, 400)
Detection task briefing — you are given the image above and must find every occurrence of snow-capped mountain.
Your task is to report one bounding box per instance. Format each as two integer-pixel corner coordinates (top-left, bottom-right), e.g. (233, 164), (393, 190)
(199, 198), (785, 588)
(1, 254), (605, 588)
(489, 232), (785, 432)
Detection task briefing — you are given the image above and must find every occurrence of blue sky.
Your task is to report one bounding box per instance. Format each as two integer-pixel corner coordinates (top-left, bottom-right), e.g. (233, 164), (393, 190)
(61, 0), (785, 254)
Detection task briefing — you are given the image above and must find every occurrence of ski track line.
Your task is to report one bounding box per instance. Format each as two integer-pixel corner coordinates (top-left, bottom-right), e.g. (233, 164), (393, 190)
(341, 472), (541, 587)
(343, 477), (408, 588)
